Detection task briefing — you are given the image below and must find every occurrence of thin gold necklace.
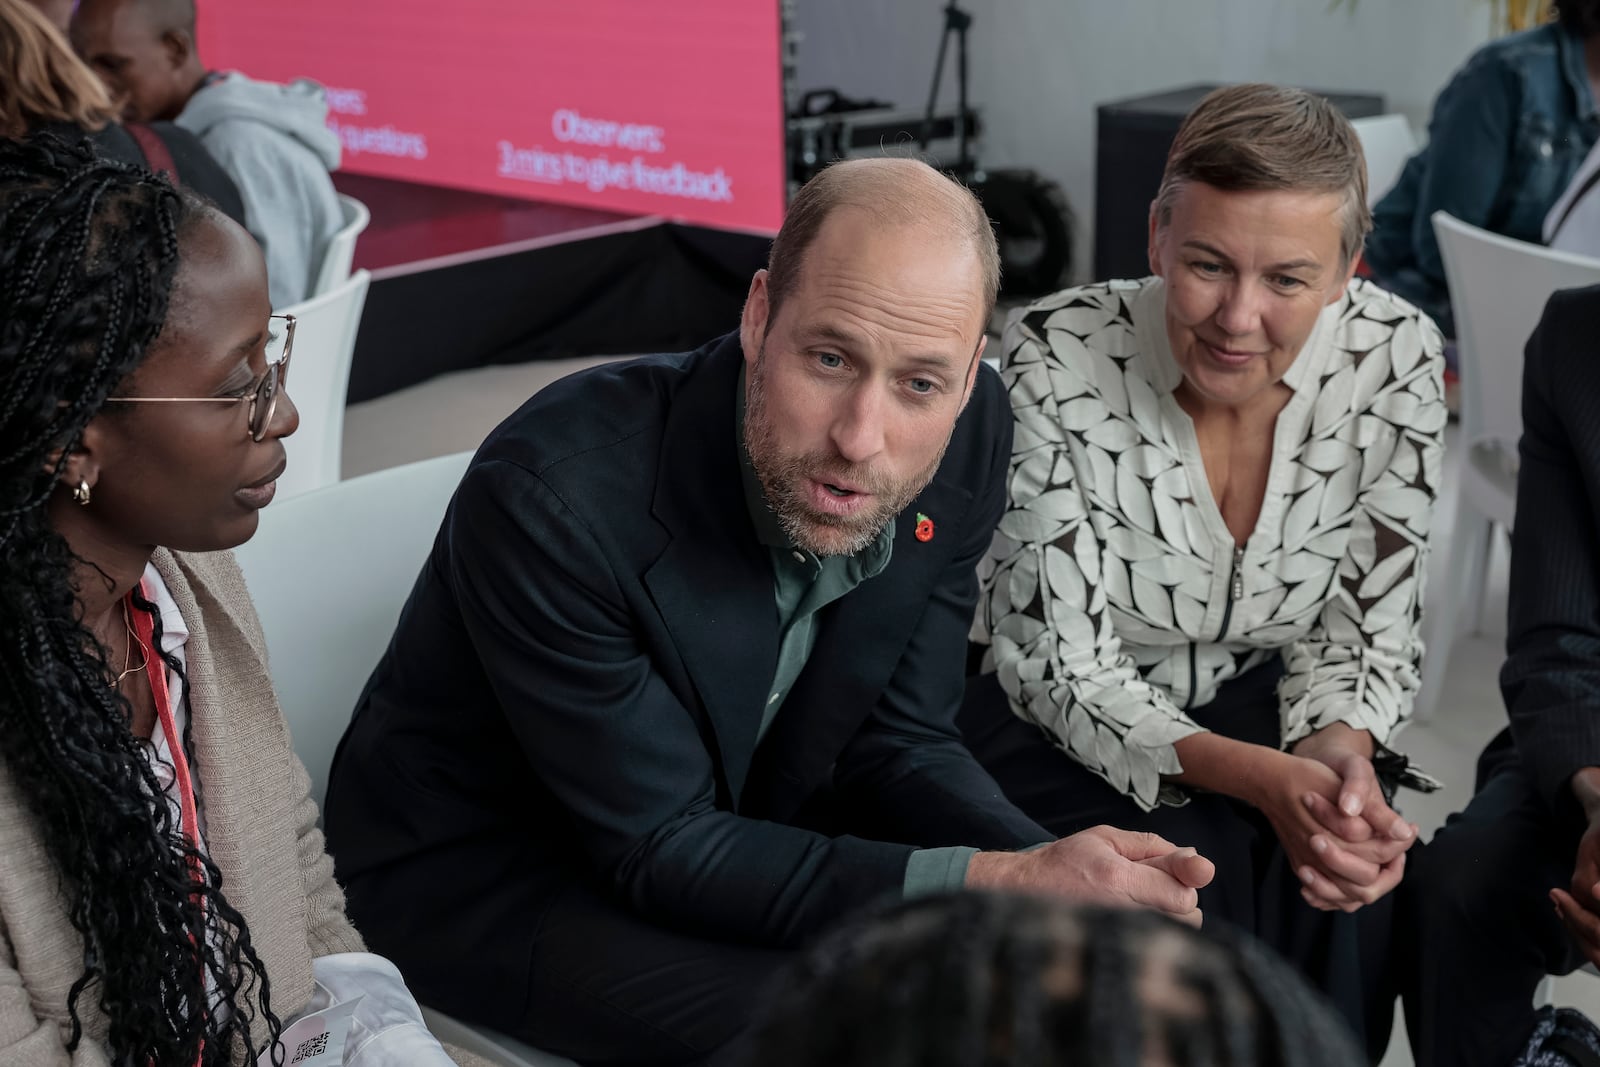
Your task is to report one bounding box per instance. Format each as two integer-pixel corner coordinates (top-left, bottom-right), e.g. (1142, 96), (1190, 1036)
(110, 595), (149, 688)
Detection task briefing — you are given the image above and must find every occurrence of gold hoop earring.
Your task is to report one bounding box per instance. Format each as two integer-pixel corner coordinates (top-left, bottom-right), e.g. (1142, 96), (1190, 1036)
(72, 479), (91, 506)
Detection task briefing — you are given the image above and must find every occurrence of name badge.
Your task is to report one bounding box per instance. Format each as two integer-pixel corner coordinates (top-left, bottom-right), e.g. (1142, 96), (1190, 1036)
(277, 996), (363, 1065)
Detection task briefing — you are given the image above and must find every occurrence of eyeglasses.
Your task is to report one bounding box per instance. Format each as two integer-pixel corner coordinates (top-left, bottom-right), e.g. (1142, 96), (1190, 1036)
(103, 314), (295, 442)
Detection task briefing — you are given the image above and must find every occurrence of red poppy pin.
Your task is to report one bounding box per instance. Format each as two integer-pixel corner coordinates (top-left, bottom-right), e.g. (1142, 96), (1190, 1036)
(914, 513), (935, 542)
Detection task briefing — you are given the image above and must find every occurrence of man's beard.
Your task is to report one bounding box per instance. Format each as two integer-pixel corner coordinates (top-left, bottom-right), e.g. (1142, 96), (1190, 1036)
(744, 355), (951, 557)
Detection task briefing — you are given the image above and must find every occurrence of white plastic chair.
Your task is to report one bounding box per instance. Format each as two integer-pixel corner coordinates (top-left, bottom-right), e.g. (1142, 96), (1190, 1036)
(1351, 114), (1417, 206)
(231, 451), (577, 1067)
(311, 193), (370, 298)
(1415, 213), (1600, 720)
(274, 268), (370, 500)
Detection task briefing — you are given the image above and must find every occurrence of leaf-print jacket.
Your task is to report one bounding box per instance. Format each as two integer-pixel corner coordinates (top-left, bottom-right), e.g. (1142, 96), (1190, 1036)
(974, 276), (1447, 810)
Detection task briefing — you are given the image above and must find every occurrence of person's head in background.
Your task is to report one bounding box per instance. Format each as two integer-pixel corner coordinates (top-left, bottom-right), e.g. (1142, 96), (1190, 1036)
(0, 133), (296, 1064)
(1558, 0), (1600, 38)
(739, 156), (999, 557)
(69, 0), (201, 122)
(0, 0), (114, 137)
(1147, 83), (1368, 415)
(735, 892), (1365, 1067)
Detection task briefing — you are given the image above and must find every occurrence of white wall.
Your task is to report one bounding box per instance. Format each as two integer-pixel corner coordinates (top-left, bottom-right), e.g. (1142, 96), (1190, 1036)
(790, 0), (1494, 280)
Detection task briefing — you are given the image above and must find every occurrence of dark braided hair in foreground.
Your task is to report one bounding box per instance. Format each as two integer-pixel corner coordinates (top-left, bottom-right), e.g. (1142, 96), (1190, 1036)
(735, 892), (1365, 1067)
(0, 134), (283, 1064)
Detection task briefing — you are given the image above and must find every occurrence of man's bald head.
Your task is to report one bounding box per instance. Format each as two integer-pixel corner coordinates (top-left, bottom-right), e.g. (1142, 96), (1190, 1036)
(764, 158), (1000, 334)
(71, 0), (202, 122)
(75, 0), (193, 36)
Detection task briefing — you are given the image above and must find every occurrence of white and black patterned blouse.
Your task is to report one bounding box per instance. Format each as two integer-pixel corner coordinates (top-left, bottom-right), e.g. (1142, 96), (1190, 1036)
(973, 277), (1446, 810)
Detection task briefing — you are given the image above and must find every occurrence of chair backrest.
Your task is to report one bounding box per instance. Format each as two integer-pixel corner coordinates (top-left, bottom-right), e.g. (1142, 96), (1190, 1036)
(1351, 114), (1417, 206)
(1433, 211), (1600, 457)
(231, 450), (473, 807)
(274, 268), (371, 499)
(310, 194), (371, 299)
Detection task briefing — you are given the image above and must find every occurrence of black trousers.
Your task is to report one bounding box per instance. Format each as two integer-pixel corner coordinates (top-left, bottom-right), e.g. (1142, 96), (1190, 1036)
(496, 882), (793, 1067)
(1398, 728), (1584, 1067)
(956, 665), (1395, 1059)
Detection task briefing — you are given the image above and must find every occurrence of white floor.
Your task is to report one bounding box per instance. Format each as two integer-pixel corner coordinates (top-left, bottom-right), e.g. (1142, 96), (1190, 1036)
(341, 359), (1597, 1066)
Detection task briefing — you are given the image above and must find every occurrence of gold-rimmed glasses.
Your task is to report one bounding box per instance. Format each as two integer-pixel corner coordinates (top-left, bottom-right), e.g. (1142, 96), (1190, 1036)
(103, 313), (295, 442)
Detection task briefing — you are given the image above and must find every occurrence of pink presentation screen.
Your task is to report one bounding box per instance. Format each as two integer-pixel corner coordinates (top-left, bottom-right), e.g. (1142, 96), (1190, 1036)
(195, 1), (787, 233)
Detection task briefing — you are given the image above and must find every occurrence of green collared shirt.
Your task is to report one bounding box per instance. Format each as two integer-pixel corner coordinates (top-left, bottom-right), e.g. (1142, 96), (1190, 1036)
(737, 439), (893, 740)
(735, 372), (977, 897)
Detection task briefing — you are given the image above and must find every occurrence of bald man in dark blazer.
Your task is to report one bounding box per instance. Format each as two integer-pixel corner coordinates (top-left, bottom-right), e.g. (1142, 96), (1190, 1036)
(321, 159), (1213, 1066)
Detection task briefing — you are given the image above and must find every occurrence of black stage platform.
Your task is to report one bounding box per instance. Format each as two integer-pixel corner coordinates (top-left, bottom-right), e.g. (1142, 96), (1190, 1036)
(334, 173), (774, 403)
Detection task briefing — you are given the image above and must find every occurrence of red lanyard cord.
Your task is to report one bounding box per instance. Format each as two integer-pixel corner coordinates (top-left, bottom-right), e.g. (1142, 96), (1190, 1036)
(127, 581), (206, 1067)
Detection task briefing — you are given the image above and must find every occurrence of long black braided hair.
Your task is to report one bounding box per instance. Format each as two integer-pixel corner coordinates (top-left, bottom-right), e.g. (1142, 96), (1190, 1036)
(735, 892), (1366, 1067)
(0, 133), (283, 1064)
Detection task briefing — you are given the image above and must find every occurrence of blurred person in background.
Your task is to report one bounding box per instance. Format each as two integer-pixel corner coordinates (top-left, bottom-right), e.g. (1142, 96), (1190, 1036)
(71, 0), (342, 308)
(0, 0), (244, 223)
(1363, 0), (1600, 337)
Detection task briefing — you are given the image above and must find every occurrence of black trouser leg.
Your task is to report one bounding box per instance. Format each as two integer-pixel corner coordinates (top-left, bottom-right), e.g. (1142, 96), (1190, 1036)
(511, 884), (793, 1067)
(1401, 733), (1583, 1067)
(956, 666), (1392, 1055)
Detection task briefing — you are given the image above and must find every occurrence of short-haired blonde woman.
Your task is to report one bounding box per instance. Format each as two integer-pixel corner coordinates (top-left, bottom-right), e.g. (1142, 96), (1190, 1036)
(961, 83), (1446, 1054)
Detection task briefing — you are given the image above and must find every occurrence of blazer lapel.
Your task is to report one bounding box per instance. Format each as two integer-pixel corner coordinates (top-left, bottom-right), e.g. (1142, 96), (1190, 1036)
(744, 473), (975, 822)
(642, 337), (779, 807)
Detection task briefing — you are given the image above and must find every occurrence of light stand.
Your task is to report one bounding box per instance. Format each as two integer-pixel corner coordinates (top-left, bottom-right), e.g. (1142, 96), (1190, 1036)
(920, 1), (975, 178)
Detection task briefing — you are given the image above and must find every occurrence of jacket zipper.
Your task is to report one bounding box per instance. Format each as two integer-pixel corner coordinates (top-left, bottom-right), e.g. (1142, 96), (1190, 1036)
(1186, 546), (1246, 710)
(1184, 642), (1198, 710)
(1216, 545), (1245, 642)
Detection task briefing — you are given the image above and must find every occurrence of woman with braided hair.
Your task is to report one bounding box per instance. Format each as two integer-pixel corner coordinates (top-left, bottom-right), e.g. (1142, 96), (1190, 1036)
(0, 134), (479, 1066)
(734, 892), (1365, 1067)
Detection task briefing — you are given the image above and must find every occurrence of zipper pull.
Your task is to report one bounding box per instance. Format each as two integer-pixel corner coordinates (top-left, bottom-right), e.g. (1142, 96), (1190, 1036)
(1231, 545), (1245, 601)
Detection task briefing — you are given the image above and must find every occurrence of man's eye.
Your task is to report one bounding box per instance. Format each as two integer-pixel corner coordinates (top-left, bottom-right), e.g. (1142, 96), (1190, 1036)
(909, 378), (935, 394)
(818, 353), (844, 369)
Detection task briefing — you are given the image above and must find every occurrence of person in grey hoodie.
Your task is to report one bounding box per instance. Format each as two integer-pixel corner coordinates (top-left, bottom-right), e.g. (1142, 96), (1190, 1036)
(71, 0), (344, 308)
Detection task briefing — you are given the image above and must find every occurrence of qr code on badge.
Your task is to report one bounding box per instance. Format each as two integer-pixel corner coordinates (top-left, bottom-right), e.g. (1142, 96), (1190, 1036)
(291, 1032), (329, 1063)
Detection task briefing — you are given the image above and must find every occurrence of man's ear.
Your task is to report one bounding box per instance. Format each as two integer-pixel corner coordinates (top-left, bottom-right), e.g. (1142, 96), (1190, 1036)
(161, 28), (192, 72)
(739, 269), (770, 372)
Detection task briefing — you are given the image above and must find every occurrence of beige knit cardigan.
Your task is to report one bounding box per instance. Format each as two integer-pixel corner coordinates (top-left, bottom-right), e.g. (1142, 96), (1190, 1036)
(0, 548), (492, 1066)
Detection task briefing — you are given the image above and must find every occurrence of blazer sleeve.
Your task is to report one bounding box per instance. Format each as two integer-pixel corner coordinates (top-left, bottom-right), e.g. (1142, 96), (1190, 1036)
(0, 932), (109, 1066)
(829, 365), (1053, 851)
(1501, 288), (1600, 811)
(445, 459), (915, 948)
(1279, 310), (1446, 746)
(980, 317), (1206, 813)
